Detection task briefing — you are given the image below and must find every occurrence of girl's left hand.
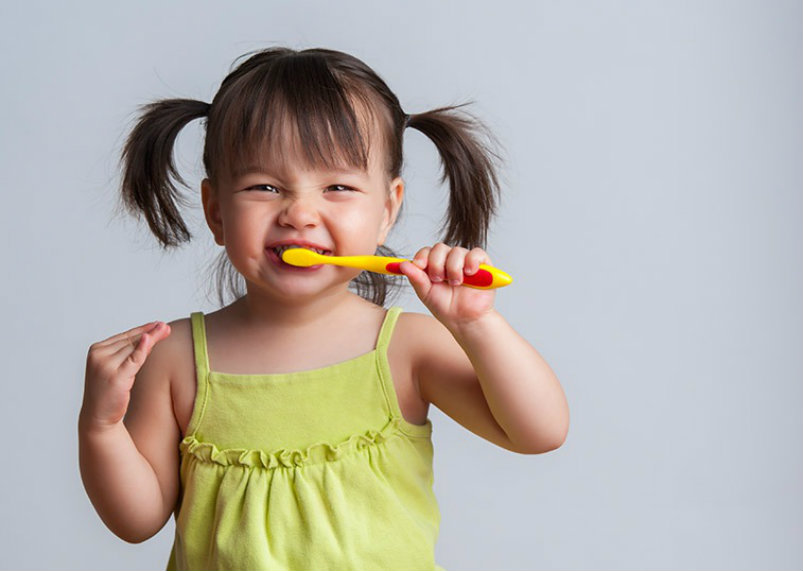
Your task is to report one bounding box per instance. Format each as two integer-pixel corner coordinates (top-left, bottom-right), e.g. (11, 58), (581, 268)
(399, 243), (496, 329)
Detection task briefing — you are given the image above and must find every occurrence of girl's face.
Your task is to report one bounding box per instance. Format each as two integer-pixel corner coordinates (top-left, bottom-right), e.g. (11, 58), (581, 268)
(201, 134), (403, 301)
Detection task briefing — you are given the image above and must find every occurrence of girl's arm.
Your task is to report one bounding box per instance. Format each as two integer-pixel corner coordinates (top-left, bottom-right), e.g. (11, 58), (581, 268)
(399, 244), (569, 454)
(79, 321), (179, 542)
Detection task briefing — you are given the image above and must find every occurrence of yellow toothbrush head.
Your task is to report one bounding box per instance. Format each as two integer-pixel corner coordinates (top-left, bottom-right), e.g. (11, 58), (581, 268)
(281, 248), (324, 267)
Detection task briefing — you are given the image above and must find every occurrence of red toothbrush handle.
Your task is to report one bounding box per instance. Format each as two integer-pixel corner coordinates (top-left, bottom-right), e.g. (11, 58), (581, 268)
(384, 262), (501, 289)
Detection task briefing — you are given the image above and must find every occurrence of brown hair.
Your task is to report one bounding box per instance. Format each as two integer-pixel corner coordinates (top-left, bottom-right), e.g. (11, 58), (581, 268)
(120, 47), (502, 306)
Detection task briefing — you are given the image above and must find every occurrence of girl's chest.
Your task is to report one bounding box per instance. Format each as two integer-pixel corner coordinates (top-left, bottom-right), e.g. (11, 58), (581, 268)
(169, 338), (430, 437)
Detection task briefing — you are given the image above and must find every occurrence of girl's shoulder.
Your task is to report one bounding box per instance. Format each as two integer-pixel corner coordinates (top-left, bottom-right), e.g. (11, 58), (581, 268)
(144, 315), (196, 435)
(391, 311), (466, 373)
(393, 311), (453, 352)
(158, 316), (195, 372)
(394, 310), (439, 337)
(135, 315), (195, 383)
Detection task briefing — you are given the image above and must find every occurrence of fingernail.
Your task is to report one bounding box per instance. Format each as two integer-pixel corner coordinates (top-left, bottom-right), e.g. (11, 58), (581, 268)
(431, 276), (443, 283)
(449, 279), (461, 286)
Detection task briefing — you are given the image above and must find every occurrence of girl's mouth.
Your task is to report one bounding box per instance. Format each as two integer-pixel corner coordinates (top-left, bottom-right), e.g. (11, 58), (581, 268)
(266, 245), (332, 270)
(272, 244), (331, 258)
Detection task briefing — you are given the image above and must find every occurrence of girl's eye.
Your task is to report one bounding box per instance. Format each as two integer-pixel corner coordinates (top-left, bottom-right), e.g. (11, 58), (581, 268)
(246, 184), (280, 193)
(326, 184), (356, 193)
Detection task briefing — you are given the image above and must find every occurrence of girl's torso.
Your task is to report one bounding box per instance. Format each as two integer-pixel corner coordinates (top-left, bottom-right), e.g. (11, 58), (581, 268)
(164, 301), (444, 571)
(165, 299), (430, 437)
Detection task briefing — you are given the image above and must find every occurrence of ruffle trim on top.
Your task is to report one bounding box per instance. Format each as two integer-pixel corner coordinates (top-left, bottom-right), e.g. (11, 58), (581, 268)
(180, 417), (407, 470)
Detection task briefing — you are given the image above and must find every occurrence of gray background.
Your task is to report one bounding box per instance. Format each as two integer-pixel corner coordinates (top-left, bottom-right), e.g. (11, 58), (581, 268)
(1, 1), (800, 569)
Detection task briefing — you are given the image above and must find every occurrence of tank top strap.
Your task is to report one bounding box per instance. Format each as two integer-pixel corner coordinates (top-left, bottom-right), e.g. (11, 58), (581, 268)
(374, 306), (431, 438)
(376, 306), (403, 352)
(190, 312), (211, 378)
(185, 312), (211, 437)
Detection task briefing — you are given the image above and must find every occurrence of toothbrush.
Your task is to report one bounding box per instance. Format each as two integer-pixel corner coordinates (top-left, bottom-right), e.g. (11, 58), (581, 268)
(281, 248), (513, 289)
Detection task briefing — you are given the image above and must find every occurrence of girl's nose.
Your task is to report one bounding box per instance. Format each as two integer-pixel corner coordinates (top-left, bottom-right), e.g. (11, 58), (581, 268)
(278, 196), (320, 229)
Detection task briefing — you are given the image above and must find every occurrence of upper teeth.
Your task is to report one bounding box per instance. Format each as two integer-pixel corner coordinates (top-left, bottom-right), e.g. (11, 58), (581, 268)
(274, 245), (328, 256)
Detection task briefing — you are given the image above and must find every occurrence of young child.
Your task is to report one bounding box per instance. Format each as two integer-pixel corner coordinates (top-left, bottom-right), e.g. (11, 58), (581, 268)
(79, 47), (569, 571)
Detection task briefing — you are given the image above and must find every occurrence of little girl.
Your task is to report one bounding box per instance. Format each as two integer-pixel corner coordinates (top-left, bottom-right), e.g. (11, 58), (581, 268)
(79, 47), (569, 571)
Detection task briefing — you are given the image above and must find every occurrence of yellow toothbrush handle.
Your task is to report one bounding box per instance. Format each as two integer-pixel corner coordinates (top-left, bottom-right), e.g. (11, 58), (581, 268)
(340, 255), (513, 290)
(335, 255), (408, 275)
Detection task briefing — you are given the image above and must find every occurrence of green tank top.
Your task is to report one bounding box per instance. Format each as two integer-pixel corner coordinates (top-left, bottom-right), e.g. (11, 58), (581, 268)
(166, 307), (445, 571)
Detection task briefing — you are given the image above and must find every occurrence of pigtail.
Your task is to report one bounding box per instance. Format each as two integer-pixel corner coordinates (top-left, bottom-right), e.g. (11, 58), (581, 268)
(120, 99), (211, 247)
(406, 104), (503, 248)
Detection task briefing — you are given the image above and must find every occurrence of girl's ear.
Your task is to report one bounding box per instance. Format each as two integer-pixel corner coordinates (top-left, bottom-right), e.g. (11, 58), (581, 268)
(378, 176), (404, 246)
(201, 179), (225, 246)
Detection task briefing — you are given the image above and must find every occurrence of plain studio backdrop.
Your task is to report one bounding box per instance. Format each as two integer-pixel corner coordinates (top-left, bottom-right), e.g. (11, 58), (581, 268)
(1, 1), (800, 570)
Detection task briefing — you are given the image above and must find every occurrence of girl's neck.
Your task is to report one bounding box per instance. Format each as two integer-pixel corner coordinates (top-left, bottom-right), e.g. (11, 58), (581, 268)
(231, 286), (367, 330)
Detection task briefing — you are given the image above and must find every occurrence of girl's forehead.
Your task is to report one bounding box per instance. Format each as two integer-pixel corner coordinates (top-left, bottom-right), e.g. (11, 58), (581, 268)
(234, 143), (375, 176)
(229, 123), (386, 180)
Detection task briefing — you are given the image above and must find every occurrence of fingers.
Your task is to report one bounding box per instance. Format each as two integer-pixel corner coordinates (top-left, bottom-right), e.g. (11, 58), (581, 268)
(88, 322), (171, 376)
(110, 322), (171, 370)
(465, 247), (490, 275)
(399, 260), (432, 299)
(83, 321), (172, 429)
(412, 244), (491, 287)
(93, 321), (163, 350)
(411, 246), (432, 271)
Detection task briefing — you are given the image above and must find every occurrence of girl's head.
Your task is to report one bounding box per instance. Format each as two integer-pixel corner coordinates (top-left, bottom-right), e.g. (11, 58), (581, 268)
(121, 47), (502, 305)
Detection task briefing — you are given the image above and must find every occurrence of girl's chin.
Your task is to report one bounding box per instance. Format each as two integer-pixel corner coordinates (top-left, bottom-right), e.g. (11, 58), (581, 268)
(253, 269), (354, 299)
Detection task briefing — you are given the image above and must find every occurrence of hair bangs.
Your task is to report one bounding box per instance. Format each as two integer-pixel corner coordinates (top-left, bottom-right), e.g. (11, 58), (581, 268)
(206, 53), (380, 182)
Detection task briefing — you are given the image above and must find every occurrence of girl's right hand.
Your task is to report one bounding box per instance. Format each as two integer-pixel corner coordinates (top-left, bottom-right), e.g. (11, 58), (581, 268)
(80, 321), (172, 433)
